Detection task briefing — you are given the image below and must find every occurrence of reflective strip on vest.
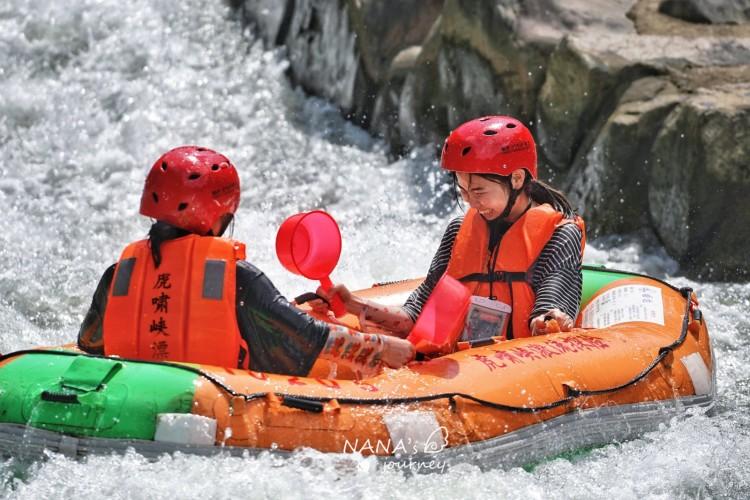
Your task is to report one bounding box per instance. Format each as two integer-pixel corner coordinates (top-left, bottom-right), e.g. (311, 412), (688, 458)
(202, 260), (226, 300)
(102, 235), (248, 368)
(111, 258), (136, 296)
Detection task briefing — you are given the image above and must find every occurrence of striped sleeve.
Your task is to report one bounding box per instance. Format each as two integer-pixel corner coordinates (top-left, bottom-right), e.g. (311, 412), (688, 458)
(528, 223), (583, 322)
(401, 216), (463, 322)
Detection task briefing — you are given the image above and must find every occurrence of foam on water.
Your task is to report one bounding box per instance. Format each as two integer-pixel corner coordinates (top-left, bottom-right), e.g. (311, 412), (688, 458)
(1, 0), (749, 497)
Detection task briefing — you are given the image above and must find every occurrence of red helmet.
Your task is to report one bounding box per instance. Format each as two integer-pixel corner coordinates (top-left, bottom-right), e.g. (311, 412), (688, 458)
(440, 116), (537, 179)
(140, 146), (240, 235)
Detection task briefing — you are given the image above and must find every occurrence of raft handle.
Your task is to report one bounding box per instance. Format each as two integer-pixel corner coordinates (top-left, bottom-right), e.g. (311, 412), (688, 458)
(692, 308), (703, 323)
(561, 383), (581, 398)
(472, 338), (497, 348)
(282, 396), (324, 413)
(293, 292), (329, 307)
(40, 391), (80, 404)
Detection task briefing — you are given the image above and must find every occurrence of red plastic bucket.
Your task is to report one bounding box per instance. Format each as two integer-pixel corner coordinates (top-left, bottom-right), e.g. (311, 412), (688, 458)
(276, 210), (346, 316)
(406, 273), (471, 355)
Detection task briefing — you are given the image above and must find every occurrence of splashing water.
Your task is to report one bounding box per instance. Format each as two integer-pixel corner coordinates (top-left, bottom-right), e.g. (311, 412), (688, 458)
(1, 0), (749, 498)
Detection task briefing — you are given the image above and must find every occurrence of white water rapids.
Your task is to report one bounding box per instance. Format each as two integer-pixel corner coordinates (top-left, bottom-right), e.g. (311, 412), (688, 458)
(1, 1), (749, 498)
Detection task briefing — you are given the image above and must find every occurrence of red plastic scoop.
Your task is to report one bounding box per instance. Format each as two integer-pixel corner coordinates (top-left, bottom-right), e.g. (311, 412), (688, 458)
(276, 210), (347, 317)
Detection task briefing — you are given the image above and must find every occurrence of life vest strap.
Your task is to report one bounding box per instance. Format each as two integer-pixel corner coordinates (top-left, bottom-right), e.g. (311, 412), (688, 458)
(458, 271), (527, 284)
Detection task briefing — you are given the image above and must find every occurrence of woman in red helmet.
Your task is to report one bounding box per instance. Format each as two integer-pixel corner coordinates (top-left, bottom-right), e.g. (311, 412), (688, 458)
(316, 116), (585, 339)
(77, 146), (414, 376)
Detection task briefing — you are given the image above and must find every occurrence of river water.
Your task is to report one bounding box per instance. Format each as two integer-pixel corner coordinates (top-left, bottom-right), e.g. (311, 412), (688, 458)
(1, 1), (749, 498)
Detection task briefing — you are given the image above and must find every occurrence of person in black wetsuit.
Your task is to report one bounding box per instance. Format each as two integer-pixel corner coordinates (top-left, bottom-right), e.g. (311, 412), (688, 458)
(314, 116), (585, 340)
(77, 146), (414, 376)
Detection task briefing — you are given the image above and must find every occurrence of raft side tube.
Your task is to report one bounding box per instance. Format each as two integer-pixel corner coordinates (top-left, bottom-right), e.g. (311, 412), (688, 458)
(0, 267), (715, 464)
(0, 392), (714, 470)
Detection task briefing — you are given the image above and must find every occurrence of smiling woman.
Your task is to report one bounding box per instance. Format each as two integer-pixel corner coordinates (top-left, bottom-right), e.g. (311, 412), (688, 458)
(315, 115), (585, 340)
(455, 171), (527, 223)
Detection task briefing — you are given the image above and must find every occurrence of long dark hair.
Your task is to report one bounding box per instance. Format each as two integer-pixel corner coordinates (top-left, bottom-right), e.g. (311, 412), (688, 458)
(452, 172), (575, 218)
(147, 221), (189, 268)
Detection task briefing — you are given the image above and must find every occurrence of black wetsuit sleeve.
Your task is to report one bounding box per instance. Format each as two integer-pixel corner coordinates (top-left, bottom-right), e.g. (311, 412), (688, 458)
(77, 264), (116, 354)
(402, 216), (463, 322)
(529, 223), (583, 321)
(236, 261), (330, 376)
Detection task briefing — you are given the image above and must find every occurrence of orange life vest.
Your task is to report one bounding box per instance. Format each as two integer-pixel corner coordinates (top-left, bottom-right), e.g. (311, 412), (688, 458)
(103, 235), (249, 368)
(445, 204), (585, 339)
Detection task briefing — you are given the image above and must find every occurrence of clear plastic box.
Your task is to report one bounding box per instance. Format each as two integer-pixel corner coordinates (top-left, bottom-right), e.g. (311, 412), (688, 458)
(460, 296), (512, 342)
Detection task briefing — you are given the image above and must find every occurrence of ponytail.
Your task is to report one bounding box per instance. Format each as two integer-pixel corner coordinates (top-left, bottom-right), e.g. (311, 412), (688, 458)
(146, 215), (234, 268)
(147, 221), (189, 268)
(526, 179), (575, 218)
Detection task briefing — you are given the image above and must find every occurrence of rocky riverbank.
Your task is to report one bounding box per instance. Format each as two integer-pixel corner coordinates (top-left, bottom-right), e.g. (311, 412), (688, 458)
(233, 0), (750, 280)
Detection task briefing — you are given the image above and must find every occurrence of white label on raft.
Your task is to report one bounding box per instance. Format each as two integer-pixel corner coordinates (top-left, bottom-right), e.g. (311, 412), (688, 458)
(581, 285), (664, 329)
(681, 353), (713, 396)
(383, 411), (448, 455)
(154, 413), (217, 446)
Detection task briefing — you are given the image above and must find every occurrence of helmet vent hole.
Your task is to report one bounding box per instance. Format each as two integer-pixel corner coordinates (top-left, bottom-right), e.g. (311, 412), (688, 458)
(178, 202), (188, 211)
(152, 192), (159, 203)
(479, 117), (490, 122)
(211, 164), (220, 171)
(161, 161), (168, 171)
(462, 147), (472, 156)
(506, 123), (517, 129)
(188, 173), (201, 180)
(196, 147), (207, 152)
(483, 130), (498, 136)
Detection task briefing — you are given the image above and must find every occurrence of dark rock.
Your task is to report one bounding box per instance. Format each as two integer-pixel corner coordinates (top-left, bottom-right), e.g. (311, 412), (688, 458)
(519, 0), (636, 44)
(564, 77), (682, 235)
(629, 0), (750, 37)
(395, 0), (548, 149)
(649, 84), (750, 279)
(536, 36), (660, 172)
(347, 0), (443, 85)
(399, 0), (639, 157)
(398, 29), (524, 149)
(230, 0), (750, 281)
(239, 0), (442, 128)
(371, 46), (423, 154)
(538, 31), (750, 171)
(659, 0), (750, 25)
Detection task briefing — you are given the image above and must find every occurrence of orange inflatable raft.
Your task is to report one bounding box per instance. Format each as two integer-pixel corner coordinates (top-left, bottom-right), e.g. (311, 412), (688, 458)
(0, 266), (715, 469)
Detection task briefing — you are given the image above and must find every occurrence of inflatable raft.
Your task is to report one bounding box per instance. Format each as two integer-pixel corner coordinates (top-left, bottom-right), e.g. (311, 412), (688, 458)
(0, 266), (715, 470)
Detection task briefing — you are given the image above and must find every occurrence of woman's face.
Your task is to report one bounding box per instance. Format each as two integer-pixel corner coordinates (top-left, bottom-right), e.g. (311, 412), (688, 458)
(456, 173), (510, 221)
